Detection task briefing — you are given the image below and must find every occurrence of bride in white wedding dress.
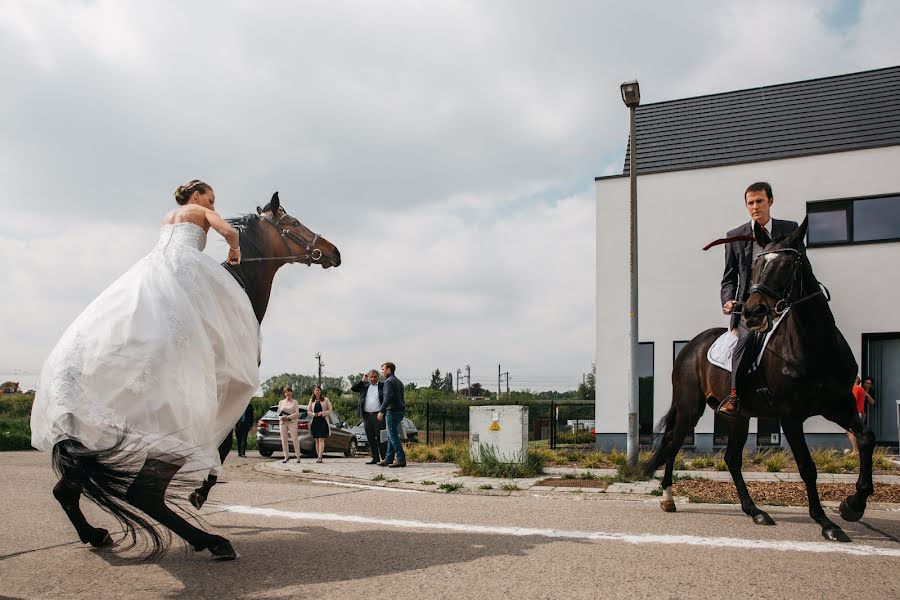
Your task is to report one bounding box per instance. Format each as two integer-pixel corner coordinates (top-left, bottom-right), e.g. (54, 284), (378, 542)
(31, 180), (260, 479)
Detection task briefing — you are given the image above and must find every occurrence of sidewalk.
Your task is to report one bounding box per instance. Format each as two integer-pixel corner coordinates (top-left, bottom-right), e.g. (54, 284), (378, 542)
(255, 456), (900, 496)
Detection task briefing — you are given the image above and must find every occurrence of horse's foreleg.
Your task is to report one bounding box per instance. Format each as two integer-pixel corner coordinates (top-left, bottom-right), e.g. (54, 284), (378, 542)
(52, 477), (113, 547)
(126, 458), (236, 560)
(724, 417), (774, 525)
(190, 432), (233, 510)
(837, 413), (875, 522)
(781, 419), (850, 542)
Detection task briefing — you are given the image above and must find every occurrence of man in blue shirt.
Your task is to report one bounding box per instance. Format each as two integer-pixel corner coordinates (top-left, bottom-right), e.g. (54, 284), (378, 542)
(377, 361), (407, 467)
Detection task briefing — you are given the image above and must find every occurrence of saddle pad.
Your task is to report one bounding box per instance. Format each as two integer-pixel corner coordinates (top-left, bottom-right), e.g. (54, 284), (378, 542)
(707, 308), (790, 372)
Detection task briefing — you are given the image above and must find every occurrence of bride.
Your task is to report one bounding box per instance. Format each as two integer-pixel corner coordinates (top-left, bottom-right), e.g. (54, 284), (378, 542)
(31, 179), (260, 479)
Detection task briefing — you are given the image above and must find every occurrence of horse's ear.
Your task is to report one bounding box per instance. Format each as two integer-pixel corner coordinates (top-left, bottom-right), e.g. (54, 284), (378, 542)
(784, 217), (808, 248)
(256, 206), (263, 215)
(270, 192), (280, 213)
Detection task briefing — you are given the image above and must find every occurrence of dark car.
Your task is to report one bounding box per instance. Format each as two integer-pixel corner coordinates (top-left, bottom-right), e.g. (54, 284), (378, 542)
(256, 405), (358, 458)
(351, 417), (419, 450)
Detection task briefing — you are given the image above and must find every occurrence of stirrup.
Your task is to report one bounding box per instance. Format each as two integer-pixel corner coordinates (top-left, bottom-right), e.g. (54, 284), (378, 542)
(716, 394), (739, 416)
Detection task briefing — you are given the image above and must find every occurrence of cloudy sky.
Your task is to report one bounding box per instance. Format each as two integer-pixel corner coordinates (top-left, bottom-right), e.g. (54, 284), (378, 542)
(2, 0), (897, 393)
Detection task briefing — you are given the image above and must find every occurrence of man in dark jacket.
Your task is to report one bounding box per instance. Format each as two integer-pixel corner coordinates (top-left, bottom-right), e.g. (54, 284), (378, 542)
(377, 361), (406, 467)
(351, 370), (385, 464)
(235, 402), (254, 457)
(719, 181), (798, 416)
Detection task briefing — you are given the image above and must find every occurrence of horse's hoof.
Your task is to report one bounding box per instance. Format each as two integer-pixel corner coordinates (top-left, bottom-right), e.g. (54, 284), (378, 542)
(823, 526), (851, 543)
(660, 500), (677, 513)
(209, 540), (238, 561)
(89, 528), (114, 548)
(752, 512), (776, 526)
(839, 499), (863, 522)
(189, 491), (206, 510)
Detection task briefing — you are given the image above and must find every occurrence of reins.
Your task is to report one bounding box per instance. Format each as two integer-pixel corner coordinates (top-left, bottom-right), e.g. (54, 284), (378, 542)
(748, 248), (829, 316)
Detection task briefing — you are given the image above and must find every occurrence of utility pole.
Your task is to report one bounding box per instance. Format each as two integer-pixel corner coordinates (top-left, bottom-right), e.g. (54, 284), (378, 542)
(498, 364), (509, 400)
(466, 364), (471, 398)
(315, 352), (324, 386)
(456, 368), (461, 394)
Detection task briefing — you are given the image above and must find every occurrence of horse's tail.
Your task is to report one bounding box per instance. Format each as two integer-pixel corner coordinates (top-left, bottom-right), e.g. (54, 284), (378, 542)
(642, 403), (678, 477)
(52, 437), (169, 560)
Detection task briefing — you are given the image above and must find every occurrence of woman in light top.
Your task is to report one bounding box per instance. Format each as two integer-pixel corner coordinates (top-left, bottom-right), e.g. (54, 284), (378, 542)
(307, 385), (332, 463)
(277, 386), (302, 463)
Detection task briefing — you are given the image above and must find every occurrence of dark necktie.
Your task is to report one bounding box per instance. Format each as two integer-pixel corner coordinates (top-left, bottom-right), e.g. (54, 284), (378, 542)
(754, 221), (772, 246)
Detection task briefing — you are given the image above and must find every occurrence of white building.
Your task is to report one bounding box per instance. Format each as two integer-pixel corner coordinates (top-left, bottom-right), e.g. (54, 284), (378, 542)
(595, 66), (900, 451)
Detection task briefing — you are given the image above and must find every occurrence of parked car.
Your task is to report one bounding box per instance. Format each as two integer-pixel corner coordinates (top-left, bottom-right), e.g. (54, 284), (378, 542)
(256, 405), (358, 458)
(350, 417), (419, 450)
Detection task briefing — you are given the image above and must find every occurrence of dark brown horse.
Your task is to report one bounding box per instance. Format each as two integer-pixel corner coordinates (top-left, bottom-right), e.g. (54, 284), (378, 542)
(644, 218), (875, 542)
(51, 192), (341, 560)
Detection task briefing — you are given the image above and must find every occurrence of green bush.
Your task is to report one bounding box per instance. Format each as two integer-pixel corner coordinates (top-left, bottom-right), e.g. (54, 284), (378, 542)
(456, 444), (545, 478)
(0, 396), (33, 451)
(763, 450), (790, 472)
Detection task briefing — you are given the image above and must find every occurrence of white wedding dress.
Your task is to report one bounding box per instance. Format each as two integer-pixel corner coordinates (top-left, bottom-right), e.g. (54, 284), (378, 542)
(31, 222), (260, 478)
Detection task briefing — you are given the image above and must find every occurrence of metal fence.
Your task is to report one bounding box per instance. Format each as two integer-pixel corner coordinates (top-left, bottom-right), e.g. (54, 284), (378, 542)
(419, 400), (595, 449)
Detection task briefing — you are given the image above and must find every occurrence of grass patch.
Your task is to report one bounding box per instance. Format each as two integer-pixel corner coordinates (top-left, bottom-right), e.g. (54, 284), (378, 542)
(456, 444), (545, 478)
(690, 456), (715, 469)
(650, 488), (663, 496)
(438, 482), (463, 493)
(372, 474), (386, 481)
(811, 448), (841, 474)
(581, 451), (606, 469)
(478, 484), (493, 490)
(579, 471), (599, 480)
(500, 483), (520, 491)
(672, 450), (687, 471)
(714, 451), (728, 472)
(873, 447), (895, 470)
(421, 480), (436, 485)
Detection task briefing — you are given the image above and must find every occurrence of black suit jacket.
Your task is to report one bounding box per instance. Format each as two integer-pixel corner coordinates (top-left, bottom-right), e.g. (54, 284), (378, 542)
(720, 218), (799, 329)
(235, 403), (254, 432)
(351, 380), (384, 418)
(379, 374), (406, 413)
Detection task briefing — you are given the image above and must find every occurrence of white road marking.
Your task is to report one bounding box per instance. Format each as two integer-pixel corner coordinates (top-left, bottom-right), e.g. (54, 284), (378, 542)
(222, 505), (900, 558)
(307, 480), (422, 493)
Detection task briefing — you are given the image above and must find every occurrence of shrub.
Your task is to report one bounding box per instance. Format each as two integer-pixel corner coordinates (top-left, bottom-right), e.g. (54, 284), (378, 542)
(690, 456), (715, 469)
(763, 450), (789, 473)
(714, 452), (728, 472)
(456, 444), (545, 478)
(581, 451), (605, 469)
(873, 447), (896, 471)
(811, 449), (840, 473)
(608, 449), (627, 467)
(672, 450), (687, 471)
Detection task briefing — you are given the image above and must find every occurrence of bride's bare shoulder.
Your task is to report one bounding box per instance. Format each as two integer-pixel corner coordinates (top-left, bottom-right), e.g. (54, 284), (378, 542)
(161, 205), (210, 228)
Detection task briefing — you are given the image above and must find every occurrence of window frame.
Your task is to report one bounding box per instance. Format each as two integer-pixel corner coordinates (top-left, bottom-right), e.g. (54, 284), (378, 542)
(807, 192), (900, 248)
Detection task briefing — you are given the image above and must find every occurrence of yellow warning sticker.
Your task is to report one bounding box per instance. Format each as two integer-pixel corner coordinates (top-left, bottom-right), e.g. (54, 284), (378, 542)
(488, 421), (501, 432)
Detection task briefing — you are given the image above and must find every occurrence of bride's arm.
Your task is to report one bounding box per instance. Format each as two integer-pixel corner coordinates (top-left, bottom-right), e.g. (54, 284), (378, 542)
(205, 208), (241, 264)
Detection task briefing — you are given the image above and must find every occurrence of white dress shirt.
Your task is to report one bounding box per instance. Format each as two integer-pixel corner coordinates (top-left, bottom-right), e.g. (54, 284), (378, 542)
(363, 383), (381, 413)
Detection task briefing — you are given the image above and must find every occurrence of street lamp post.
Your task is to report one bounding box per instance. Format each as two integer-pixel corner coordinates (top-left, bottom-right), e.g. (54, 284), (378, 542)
(620, 80), (641, 470)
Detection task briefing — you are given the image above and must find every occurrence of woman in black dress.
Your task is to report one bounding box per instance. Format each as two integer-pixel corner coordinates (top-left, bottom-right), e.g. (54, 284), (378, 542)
(307, 385), (332, 463)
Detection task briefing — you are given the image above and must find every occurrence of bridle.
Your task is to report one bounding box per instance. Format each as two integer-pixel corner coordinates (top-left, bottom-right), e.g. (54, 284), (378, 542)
(239, 210), (324, 266)
(748, 248), (829, 316)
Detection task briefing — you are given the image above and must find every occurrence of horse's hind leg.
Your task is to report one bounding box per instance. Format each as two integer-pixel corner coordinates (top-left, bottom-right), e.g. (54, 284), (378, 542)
(126, 458), (237, 560)
(781, 418), (850, 542)
(52, 477), (113, 547)
(190, 432), (233, 510)
(724, 417), (775, 526)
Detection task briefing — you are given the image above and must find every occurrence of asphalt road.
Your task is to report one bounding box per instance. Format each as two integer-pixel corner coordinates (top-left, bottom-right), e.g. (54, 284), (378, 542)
(1, 451), (899, 599)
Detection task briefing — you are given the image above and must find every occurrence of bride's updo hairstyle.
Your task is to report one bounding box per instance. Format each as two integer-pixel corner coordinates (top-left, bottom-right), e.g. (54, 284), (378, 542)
(174, 179), (212, 205)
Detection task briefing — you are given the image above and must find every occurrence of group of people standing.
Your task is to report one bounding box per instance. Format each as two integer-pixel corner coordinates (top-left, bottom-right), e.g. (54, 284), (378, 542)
(351, 362), (407, 467)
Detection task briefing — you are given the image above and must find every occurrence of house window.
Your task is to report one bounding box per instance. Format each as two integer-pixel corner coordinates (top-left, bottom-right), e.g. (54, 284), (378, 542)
(639, 343), (654, 446)
(807, 194), (900, 247)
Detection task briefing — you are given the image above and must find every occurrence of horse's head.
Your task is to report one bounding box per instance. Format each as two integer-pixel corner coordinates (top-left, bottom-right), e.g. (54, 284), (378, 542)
(253, 192), (341, 268)
(742, 217), (809, 333)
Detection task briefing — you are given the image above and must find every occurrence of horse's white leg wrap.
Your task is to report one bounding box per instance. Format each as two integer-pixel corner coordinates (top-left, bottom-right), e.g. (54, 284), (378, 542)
(662, 486), (674, 502)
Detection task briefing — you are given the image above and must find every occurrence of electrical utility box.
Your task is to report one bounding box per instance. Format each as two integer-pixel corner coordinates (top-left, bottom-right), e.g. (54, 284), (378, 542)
(469, 405), (528, 463)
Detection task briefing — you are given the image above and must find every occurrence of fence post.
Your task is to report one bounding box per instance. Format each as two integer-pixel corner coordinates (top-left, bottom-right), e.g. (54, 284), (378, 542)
(426, 401), (430, 445)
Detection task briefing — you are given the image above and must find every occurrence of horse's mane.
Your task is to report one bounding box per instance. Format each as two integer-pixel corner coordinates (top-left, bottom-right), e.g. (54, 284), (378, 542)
(225, 213), (267, 260)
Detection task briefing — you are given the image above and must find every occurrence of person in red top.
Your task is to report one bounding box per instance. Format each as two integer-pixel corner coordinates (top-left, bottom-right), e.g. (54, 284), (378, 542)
(846, 376), (876, 454)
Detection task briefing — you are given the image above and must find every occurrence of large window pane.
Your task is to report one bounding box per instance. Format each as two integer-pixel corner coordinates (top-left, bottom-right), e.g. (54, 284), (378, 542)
(639, 343), (654, 444)
(853, 196), (900, 242)
(808, 208), (848, 244)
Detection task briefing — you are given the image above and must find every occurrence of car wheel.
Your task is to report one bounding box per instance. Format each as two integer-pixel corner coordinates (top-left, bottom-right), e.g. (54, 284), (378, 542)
(258, 446), (274, 458)
(344, 439), (358, 458)
(408, 434), (418, 444)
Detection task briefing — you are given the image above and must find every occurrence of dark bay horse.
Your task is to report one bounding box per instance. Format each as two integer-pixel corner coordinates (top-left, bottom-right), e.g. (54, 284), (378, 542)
(51, 192), (341, 560)
(644, 218), (875, 542)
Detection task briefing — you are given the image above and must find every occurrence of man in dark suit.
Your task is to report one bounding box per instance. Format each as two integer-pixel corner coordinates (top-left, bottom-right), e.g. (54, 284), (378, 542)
(235, 402), (254, 457)
(719, 181), (798, 416)
(377, 361), (407, 467)
(351, 369), (385, 464)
